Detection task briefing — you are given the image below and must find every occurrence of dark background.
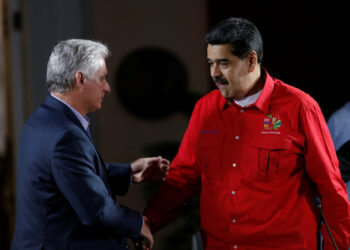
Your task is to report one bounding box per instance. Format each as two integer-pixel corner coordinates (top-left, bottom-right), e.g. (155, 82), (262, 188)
(208, 0), (349, 119)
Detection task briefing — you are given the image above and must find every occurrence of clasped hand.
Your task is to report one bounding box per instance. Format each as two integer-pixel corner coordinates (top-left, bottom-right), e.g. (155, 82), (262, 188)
(130, 157), (169, 249)
(131, 156), (169, 184)
(134, 216), (153, 250)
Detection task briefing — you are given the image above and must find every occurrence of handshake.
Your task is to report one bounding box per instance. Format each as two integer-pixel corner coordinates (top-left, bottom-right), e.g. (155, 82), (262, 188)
(130, 156), (170, 250)
(134, 216), (153, 250)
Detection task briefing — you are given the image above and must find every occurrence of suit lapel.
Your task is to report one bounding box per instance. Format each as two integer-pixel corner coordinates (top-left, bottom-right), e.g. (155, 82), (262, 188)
(43, 95), (112, 192)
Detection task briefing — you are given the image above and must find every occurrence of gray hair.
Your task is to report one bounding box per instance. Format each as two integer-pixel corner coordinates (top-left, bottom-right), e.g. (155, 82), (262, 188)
(46, 39), (110, 92)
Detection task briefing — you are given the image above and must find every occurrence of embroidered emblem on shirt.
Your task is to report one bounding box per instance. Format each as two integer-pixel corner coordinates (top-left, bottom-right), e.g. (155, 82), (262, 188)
(264, 114), (282, 131)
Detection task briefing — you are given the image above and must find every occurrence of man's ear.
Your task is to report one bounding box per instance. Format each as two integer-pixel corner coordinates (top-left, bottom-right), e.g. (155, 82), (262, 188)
(247, 51), (258, 72)
(75, 71), (85, 89)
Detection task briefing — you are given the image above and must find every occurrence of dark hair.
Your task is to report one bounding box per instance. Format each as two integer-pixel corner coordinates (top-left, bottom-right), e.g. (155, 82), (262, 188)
(205, 17), (263, 64)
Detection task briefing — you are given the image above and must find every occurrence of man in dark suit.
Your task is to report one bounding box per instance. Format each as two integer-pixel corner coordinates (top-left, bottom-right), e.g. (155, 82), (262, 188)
(11, 39), (169, 250)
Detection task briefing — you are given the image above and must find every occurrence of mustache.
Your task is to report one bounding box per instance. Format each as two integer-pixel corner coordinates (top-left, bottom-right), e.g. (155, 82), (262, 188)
(214, 77), (228, 85)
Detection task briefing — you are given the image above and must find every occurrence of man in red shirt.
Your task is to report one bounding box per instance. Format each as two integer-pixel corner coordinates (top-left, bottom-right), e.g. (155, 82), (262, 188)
(142, 17), (350, 249)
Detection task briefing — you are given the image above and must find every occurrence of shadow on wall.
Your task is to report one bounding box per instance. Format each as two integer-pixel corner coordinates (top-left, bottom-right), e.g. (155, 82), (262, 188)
(115, 46), (201, 120)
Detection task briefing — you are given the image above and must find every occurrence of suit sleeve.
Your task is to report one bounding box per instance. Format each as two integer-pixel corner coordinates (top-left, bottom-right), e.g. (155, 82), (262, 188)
(106, 163), (132, 196)
(51, 129), (142, 238)
(144, 102), (202, 232)
(300, 101), (350, 249)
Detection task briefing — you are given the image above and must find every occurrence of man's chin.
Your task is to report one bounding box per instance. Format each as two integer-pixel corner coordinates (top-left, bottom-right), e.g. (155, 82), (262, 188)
(90, 105), (102, 113)
(219, 90), (231, 99)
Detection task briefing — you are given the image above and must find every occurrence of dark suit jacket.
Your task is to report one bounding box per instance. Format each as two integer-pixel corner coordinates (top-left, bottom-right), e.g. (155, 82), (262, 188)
(337, 140), (350, 183)
(11, 95), (142, 250)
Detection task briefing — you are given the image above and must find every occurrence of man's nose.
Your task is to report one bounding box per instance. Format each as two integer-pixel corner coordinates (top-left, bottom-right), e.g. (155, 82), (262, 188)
(211, 64), (222, 78)
(104, 82), (111, 93)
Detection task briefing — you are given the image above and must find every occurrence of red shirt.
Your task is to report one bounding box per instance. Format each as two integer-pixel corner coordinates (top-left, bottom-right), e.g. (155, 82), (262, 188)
(144, 69), (350, 249)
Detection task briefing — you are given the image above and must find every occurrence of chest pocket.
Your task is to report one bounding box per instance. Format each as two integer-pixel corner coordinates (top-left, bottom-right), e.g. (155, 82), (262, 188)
(196, 132), (225, 181)
(250, 135), (292, 181)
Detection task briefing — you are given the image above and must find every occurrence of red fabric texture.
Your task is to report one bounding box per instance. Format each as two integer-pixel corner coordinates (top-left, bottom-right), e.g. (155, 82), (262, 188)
(144, 69), (350, 249)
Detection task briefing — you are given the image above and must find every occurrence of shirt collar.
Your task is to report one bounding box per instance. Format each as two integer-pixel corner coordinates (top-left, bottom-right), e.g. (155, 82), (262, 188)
(219, 67), (274, 114)
(253, 67), (274, 114)
(50, 93), (90, 131)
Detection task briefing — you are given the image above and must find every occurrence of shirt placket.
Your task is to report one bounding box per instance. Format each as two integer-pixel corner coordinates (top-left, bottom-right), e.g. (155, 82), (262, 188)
(224, 105), (246, 248)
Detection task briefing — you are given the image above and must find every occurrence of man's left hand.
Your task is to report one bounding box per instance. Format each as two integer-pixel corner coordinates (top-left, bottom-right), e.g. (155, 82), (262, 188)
(131, 157), (169, 184)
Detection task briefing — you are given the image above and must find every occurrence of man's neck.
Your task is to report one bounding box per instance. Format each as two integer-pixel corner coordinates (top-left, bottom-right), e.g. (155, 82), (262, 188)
(51, 92), (86, 116)
(243, 67), (265, 98)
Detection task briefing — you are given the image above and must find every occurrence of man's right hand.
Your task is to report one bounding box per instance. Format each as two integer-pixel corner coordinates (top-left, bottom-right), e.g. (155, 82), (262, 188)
(134, 216), (154, 250)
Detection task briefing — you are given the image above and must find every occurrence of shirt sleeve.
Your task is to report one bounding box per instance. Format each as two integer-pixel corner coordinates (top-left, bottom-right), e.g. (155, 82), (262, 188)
(300, 100), (350, 249)
(51, 129), (143, 238)
(143, 102), (202, 232)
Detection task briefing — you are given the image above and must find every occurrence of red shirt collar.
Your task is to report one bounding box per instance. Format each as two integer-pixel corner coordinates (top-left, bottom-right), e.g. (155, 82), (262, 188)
(219, 67), (274, 114)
